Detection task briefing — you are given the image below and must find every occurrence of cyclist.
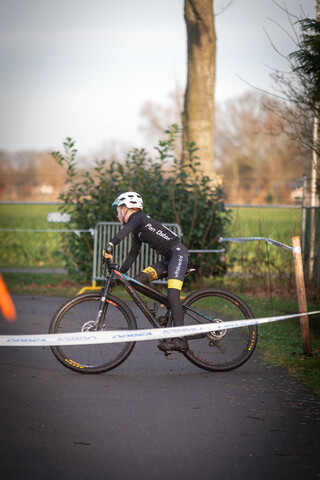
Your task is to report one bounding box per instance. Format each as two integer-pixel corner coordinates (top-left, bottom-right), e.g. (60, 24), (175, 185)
(104, 191), (189, 353)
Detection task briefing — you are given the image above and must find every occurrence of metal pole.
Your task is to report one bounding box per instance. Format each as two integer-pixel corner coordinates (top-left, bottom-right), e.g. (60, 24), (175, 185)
(291, 236), (312, 356)
(318, 207), (320, 288)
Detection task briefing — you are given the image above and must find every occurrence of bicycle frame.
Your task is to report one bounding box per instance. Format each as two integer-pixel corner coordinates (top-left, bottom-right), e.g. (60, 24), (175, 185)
(95, 262), (217, 337)
(99, 266), (171, 329)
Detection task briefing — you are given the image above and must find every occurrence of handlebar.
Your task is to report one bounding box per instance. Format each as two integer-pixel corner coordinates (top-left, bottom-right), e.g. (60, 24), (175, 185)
(102, 255), (118, 272)
(102, 256), (111, 268)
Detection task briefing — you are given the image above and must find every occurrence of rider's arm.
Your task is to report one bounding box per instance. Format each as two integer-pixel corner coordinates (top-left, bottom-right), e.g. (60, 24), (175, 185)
(110, 213), (143, 247)
(119, 234), (142, 273)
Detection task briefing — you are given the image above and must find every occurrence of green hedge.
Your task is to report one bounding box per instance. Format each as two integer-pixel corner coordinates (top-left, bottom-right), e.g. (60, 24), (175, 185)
(53, 127), (230, 282)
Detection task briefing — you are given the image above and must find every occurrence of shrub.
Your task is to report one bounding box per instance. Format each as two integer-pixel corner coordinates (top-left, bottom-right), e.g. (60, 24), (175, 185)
(52, 126), (230, 284)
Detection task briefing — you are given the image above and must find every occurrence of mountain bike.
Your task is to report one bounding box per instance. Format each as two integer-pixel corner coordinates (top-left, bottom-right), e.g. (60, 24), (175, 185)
(49, 259), (257, 374)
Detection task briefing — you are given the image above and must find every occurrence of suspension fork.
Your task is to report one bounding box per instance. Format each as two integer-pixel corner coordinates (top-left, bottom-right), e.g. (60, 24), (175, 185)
(93, 272), (116, 330)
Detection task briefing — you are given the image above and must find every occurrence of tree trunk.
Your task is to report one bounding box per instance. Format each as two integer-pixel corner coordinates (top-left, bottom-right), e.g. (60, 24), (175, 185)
(307, 0), (320, 280)
(182, 0), (216, 179)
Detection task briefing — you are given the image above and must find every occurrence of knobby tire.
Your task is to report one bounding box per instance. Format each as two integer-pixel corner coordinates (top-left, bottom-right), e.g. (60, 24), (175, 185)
(182, 287), (257, 372)
(49, 292), (137, 374)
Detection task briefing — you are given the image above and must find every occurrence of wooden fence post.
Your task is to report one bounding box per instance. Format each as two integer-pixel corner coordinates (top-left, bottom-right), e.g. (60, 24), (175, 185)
(291, 236), (312, 356)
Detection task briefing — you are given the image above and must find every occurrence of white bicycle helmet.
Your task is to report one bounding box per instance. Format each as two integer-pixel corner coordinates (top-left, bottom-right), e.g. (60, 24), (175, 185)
(112, 191), (143, 210)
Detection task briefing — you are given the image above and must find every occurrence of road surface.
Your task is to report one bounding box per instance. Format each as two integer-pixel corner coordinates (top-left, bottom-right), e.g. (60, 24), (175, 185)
(0, 295), (319, 479)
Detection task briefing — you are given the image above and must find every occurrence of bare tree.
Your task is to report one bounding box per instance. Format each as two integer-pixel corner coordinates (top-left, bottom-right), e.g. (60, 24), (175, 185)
(288, 4), (320, 277)
(265, 1), (319, 278)
(0, 152), (13, 199)
(216, 92), (308, 203)
(139, 84), (184, 159)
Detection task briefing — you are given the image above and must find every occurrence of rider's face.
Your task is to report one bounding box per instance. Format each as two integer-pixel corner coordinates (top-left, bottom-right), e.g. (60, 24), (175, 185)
(117, 205), (126, 225)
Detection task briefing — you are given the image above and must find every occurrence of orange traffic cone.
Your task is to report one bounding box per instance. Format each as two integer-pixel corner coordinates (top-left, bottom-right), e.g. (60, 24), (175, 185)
(0, 274), (16, 322)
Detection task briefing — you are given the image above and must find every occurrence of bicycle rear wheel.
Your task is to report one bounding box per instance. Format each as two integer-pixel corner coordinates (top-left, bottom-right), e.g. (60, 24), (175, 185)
(49, 293), (137, 374)
(182, 288), (257, 372)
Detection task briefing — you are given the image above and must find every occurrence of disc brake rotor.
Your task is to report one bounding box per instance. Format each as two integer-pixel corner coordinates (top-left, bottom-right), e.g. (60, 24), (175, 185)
(81, 321), (96, 332)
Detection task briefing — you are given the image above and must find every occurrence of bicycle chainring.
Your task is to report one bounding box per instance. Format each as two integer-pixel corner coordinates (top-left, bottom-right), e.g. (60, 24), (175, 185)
(156, 315), (169, 327)
(206, 319), (227, 341)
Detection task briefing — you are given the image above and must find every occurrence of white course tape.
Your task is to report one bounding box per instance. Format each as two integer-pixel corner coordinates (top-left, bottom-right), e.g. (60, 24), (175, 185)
(219, 237), (292, 251)
(0, 311), (319, 347)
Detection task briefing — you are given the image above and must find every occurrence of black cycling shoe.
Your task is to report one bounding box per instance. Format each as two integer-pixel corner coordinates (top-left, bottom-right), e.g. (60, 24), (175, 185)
(158, 337), (188, 353)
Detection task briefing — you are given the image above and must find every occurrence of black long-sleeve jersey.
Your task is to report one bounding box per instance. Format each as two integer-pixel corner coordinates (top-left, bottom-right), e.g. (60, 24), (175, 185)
(110, 211), (180, 273)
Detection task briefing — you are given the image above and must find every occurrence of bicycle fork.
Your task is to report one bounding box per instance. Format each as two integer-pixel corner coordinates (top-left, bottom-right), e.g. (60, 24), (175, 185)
(92, 274), (115, 331)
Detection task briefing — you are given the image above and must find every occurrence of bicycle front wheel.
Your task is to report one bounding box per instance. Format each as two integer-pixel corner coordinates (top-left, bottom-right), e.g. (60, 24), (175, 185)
(49, 293), (137, 374)
(182, 288), (257, 372)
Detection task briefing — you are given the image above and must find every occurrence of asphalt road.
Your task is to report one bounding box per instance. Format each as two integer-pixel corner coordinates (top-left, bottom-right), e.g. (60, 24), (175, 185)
(0, 295), (319, 480)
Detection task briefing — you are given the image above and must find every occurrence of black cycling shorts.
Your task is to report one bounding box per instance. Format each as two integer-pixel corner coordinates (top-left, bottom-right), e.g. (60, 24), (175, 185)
(141, 242), (189, 290)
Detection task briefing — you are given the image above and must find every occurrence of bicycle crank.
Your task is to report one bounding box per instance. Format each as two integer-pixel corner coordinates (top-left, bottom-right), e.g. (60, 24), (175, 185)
(206, 319), (227, 341)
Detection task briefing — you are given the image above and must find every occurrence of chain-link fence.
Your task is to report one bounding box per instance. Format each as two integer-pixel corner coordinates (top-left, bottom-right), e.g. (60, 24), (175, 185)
(0, 201), (319, 283)
(223, 205), (299, 278)
(225, 204), (318, 280)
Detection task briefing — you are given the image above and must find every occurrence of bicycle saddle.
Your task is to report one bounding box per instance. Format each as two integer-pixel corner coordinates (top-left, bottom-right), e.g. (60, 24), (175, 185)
(185, 268), (196, 277)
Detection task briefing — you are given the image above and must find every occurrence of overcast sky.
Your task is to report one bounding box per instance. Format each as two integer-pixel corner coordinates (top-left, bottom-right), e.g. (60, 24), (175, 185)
(0, 0), (316, 156)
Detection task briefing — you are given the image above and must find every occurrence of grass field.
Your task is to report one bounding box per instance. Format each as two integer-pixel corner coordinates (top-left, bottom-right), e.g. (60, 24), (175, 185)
(0, 202), (307, 274)
(0, 203), (71, 268)
(227, 206), (302, 239)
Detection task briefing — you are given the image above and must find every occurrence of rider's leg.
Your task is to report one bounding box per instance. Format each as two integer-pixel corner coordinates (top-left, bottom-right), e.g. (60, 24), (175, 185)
(167, 284), (184, 326)
(158, 244), (190, 352)
(134, 261), (167, 284)
(166, 245), (189, 326)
